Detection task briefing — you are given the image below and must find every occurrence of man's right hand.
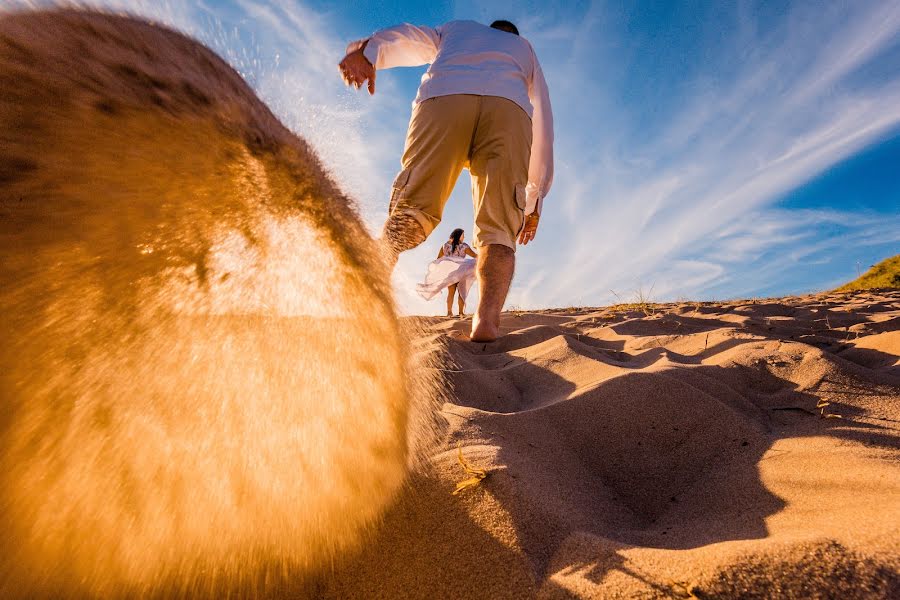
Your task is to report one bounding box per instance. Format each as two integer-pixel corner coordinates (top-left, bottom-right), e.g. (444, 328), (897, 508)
(339, 42), (376, 95)
(518, 213), (540, 245)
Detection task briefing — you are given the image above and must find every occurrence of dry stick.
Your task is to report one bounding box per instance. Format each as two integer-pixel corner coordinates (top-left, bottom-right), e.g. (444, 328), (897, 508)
(453, 443), (488, 495)
(817, 399), (843, 419)
(440, 409), (474, 421)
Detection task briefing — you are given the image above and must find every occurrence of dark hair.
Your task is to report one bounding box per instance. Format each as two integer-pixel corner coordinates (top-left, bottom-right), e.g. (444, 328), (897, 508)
(449, 228), (464, 254)
(490, 20), (519, 36)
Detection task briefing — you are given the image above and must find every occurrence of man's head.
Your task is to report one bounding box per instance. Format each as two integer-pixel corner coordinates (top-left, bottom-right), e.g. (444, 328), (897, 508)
(490, 20), (519, 36)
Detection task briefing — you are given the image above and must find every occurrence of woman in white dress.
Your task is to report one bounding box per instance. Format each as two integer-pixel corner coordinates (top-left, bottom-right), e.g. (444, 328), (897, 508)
(416, 228), (478, 316)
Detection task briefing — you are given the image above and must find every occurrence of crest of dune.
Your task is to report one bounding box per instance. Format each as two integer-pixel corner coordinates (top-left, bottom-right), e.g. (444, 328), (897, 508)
(0, 8), (423, 597)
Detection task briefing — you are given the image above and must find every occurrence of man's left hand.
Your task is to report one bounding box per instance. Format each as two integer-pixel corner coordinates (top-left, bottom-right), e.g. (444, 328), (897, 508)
(518, 213), (540, 245)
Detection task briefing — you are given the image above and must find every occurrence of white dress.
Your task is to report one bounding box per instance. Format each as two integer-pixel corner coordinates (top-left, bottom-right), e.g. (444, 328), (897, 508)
(416, 242), (477, 301)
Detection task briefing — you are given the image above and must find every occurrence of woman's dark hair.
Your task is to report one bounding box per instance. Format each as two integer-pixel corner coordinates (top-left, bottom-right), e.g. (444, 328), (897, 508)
(490, 20), (519, 36)
(449, 228), (464, 254)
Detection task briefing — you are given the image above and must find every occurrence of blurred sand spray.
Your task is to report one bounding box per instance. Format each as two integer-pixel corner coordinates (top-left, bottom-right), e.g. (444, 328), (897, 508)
(0, 8), (430, 597)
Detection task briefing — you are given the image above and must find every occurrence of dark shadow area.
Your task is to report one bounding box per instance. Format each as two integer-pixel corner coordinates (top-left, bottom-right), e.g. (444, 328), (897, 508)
(316, 472), (538, 599)
(609, 314), (743, 337)
(837, 345), (900, 376)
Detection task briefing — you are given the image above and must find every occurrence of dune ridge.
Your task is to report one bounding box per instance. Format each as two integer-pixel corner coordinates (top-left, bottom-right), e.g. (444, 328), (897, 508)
(321, 289), (900, 599)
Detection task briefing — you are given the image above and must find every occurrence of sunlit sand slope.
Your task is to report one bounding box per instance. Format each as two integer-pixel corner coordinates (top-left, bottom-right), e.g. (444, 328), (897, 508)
(0, 9), (415, 598)
(324, 290), (900, 599)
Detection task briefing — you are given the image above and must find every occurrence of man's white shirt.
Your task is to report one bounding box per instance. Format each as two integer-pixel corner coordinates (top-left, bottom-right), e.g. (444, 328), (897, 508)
(347, 20), (554, 216)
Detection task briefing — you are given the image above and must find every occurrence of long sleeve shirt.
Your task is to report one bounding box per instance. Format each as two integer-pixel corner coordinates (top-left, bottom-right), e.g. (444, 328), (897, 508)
(346, 20), (554, 215)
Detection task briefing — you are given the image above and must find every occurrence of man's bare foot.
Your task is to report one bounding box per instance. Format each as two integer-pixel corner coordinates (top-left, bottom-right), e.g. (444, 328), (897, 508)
(381, 213), (426, 270)
(470, 314), (499, 342)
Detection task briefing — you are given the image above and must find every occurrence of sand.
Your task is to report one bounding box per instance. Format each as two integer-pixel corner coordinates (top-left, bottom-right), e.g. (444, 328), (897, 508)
(319, 289), (900, 599)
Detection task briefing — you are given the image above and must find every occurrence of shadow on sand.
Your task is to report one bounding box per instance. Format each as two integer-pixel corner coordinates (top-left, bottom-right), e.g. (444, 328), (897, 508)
(317, 305), (900, 598)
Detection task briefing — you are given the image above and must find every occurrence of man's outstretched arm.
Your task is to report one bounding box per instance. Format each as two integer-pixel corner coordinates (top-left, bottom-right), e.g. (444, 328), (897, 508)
(339, 24), (441, 94)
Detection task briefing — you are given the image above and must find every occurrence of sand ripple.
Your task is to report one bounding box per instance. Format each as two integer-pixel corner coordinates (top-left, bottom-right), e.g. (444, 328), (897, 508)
(324, 290), (900, 599)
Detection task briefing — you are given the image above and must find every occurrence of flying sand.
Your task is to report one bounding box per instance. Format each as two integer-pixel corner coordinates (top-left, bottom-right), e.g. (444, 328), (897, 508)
(0, 9), (426, 597)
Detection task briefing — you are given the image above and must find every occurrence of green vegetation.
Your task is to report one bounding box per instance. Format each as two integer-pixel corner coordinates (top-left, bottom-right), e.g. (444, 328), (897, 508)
(836, 254), (900, 291)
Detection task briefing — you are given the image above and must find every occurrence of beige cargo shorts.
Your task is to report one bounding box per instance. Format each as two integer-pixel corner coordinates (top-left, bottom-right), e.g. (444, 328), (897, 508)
(387, 94), (532, 250)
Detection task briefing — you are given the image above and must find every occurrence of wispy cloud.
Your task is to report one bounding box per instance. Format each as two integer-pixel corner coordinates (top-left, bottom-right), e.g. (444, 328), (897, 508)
(665, 208), (900, 299)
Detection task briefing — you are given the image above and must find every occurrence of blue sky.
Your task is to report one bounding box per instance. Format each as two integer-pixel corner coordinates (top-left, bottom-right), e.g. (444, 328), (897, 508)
(14, 0), (900, 313)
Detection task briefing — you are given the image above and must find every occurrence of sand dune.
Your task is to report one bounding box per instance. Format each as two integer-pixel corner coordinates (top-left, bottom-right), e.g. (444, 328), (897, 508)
(321, 289), (900, 599)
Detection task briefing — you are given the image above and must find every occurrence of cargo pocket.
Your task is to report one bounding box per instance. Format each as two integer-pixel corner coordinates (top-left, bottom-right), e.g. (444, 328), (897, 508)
(515, 183), (527, 235)
(388, 167), (412, 215)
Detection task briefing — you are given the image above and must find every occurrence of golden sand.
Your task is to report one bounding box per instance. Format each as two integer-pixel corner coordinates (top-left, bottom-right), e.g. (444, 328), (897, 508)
(323, 290), (900, 599)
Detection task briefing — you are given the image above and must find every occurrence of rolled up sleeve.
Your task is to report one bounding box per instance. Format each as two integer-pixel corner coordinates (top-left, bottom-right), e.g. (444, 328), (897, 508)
(346, 23), (441, 70)
(525, 48), (554, 216)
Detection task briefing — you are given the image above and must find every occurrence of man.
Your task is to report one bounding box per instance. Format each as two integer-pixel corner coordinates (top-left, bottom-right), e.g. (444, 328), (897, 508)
(339, 19), (554, 342)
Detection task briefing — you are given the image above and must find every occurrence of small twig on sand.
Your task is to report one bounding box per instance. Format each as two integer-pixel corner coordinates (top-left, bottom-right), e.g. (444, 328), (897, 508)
(440, 410), (473, 421)
(453, 443), (488, 495)
(817, 399), (842, 419)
